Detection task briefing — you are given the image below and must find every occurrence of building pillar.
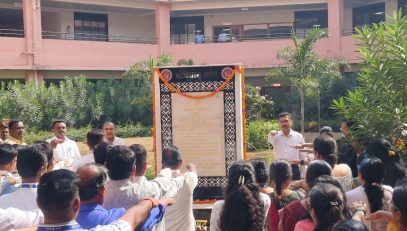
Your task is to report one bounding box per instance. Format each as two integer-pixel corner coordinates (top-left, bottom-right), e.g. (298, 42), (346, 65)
(327, 0), (344, 57)
(22, 0), (43, 83)
(385, 0), (398, 19)
(155, 3), (171, 55)
(24, 70), (43, 84)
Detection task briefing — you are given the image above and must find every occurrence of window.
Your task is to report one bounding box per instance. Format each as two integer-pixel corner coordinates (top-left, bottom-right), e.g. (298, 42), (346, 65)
(294, 10), (327, 38)
(353, 3), (385, 29)
(213, 26), (243, 42)
(399, 0), (407, 15)
(269, 25), (292, 38)
(74, 12), (108, 41)
(243, 24), (268, 40)
(170, 16), (204, 44)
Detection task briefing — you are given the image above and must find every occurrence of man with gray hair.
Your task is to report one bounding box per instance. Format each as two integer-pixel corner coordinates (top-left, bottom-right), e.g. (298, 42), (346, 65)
(102, 122), (126, 146)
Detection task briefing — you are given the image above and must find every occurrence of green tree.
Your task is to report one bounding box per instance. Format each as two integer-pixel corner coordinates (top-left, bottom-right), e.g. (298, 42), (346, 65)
(245, 85), (274, 121)
(267, 27), (346, 133)
(332, 11), (407, 147)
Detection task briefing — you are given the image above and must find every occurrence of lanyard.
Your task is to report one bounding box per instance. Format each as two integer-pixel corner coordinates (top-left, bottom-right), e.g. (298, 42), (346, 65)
(37, 224), (83, 231)
(20, 183), (38, 189)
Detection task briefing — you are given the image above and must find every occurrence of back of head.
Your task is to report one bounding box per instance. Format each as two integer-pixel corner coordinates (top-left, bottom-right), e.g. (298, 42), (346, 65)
(221, 160), (264, 231)
(33, 142), (54, 168)
(77, 164), (108, 201)
(37, 169), (79, 221)
(0, 144), (18, 165)
(359, 157), (385, 213)
(250, 159), (269, 188)
(314, 135), (338, 168)
(86, 129), (104, 148)
(311, 175), (343, 192)
(306, 160), (332, 187)
(333, 219), (368, 231)
(309, 183), (345, 231)
(392, 185), (407, 229)
(17, 145), (48, 179)
(93, 142), (112, 165)
(162, 146), (182, 169)
(129, 144), (147, 175)
(366, 138), (405, 187)
(269, 160), (292, 204)
(319, 126), (334, 137)
(105, 145), (135, 180)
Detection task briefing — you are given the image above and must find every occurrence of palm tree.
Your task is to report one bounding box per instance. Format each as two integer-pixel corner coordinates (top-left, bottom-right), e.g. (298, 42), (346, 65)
(267, 27), (347, 133)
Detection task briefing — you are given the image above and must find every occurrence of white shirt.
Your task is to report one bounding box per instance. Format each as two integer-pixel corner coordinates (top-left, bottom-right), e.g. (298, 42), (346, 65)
(0, 207), (43, 230)
(268, 129), (305, 161)
(346, 185), (393, 231)
(105, 137), (126, 146)
(165, 171), (198, 231)
(71, 151), (94, 172)
(103, 169), (185, 210)
(210, 192), (271, 231)
(46, 136), (81, 167)
(37, 220), (131, 231)
(0, 185), (38, 211)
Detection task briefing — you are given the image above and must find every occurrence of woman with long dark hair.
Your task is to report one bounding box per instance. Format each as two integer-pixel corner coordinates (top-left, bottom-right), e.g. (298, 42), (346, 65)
(210, 160), (270, 231)
(346, 157), (393, 230)
(314, 135), (353, 192)
(366, 138), (406, 187)
(268, 160), (305, 231)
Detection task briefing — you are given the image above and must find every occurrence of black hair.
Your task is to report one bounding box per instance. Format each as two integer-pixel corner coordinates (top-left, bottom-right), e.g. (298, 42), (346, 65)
(162, 146), (182, 168)
(359, 157), (385, 213)
(319, 126), (334, 137)
(17, 145), (48, 179)
(93, 142), (112, 165)
(269, 160), (292, 210)
(310, 183), (345, 231)
(314, 135), (338, 168)
(86, 129), (104, 148)
(278, 112), (292, 119)
(77, 164), (108, 201)
(333, 219), (368, 231)
(366, 138), (406, 187)
(103, 122), (117, 129)
(51, 120), (66, 129)
(8, 119), (22, 129)
(392, 185), (407, 229)
(305, 160), (332, 187)
(105, 145), (135, 180)
(0, 144), (18, 165)
(342, 121), (355, 128)
(129, 144), (147, 175)
(395, 177), (407, 186)
(250, 159), (269, 188)
(37, 169), (80, 220)
(220, 160), (264, 231)
(34, 142), (54, 169)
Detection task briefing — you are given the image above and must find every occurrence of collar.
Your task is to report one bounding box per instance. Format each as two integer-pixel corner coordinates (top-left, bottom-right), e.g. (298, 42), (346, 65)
(53, 136), (70, 141)
(6, 135), (26, 145)
(107, 178), (132, 187)
(132, 176), (147, 183)
(79, 203), (106, 212)
(104, 136), (116, 144)
(0, 170), (12, 176)
(20, 183), (38, 189)
(280, 129), (293, 137)
(37, 221), (82, 231)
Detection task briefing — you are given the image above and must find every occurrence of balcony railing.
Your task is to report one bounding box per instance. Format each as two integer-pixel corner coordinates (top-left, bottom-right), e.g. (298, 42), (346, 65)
(42, 31), (157, 44)
(0, 29), (24, 38)
(171, 28), (325, 44)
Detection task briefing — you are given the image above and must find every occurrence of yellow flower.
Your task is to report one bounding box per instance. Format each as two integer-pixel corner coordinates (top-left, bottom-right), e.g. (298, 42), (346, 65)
(389, 150), (396, 157)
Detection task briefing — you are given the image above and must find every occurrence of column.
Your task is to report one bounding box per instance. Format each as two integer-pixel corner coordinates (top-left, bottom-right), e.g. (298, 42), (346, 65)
(155, 3), (171, 55)
(327, 0), (344, 57)
(23, 0), (43, 82)
(385, 0), (398, 19)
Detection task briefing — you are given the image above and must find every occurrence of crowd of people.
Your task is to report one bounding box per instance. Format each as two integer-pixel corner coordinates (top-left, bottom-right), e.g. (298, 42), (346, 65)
(0, 114), (405, 231)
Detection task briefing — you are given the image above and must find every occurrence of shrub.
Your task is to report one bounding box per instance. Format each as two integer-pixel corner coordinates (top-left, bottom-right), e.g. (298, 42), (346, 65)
(245, 85), (274, 121)
(246, 120), (279, 151)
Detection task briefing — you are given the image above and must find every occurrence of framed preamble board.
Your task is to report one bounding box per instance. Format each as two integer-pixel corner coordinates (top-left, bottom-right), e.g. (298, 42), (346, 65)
(152, 64), (246, 202)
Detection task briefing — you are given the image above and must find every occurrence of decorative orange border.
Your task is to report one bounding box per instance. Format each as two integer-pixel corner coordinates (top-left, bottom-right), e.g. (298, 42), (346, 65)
(152, 65), (247, 184)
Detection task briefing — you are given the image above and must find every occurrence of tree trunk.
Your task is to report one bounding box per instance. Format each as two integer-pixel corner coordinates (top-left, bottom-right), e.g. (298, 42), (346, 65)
(300, 90), (305, 134)
(318, 94), (321, 130)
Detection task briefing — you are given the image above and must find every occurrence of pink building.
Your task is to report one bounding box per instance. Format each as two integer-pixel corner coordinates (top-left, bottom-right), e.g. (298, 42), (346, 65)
(0, 0), (404, 86)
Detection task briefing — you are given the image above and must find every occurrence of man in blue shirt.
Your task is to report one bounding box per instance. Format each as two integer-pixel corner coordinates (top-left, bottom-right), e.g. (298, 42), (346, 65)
(76, 163), (171, 230)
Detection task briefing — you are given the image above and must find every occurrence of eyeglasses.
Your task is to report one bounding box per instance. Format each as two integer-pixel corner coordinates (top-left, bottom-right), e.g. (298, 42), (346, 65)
(388, 200), (399, 211)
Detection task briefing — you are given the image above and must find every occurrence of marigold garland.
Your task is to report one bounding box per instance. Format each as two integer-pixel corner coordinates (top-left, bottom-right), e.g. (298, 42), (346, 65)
(153, 66), (243, 99)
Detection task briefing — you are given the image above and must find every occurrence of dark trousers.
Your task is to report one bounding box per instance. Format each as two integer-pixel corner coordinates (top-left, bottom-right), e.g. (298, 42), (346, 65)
(291, 164), (301, 181)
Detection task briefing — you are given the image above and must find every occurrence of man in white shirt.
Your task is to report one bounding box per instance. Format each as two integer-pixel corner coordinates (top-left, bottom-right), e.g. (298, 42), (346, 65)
(0, 144), (48, 211)
(268, 112), (305, 180)
(161, 146), (198, 231)
(0, 207), (43, 230)
(103, 122), (126, 146)
(103, 145), (185, 210)
(46, 120), (81, 168)
(36, 169), (160, 231)
(72, 129), (104, 171)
